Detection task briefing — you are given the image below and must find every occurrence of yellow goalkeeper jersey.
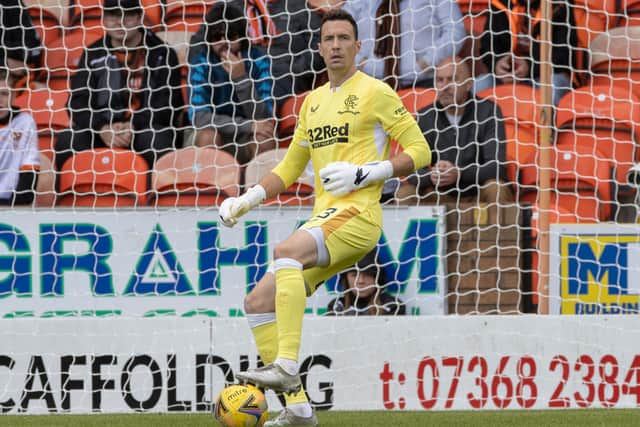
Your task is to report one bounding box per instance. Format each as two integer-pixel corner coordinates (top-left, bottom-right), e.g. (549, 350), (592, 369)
(272, 71), (431, 226)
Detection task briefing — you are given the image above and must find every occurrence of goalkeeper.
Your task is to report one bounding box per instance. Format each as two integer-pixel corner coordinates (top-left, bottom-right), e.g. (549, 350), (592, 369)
(219, 9), (430, 427)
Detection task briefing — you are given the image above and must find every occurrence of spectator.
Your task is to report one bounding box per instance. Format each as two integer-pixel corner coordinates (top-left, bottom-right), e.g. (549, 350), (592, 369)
(327, 249), (406, 316)
(228, 0), (324, 106)
(474, 0), (577, 105)
(0, 0), (44, 92)
(397, 56), (514, 223)
(188, 2), (276, 165)
(343, 0), (466, 89)
(54, 0), (184, 171)
(0, 63), (39, 206)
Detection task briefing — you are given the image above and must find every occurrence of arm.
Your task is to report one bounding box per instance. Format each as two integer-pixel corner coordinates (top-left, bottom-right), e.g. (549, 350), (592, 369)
(320, 85), (431, 197)
(12, 172), (37, 205)
(68, 50), (100, 130)
(187, 47), (213, 125)
(459, 101), (507, 188)
(219, 104), (311, 227)
(168, 47), (185, 128)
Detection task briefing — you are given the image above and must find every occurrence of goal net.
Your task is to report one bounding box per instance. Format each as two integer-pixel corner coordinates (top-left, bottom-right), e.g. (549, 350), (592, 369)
(0, 0), (639, 414)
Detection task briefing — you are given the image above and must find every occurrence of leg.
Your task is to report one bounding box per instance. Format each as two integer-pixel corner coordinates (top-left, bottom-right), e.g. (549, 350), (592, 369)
(244, 272), (314, 424)
(238, 229), (319, 390)
(479, 179), (515, 224)
(194, 126), (222, 148)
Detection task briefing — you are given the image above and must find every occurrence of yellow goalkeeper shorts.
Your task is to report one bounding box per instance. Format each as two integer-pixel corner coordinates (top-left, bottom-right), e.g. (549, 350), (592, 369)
(300, 206), (381, 295)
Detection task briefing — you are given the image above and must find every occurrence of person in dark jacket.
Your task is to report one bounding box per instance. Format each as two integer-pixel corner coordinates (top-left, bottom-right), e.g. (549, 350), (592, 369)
(188, 2), (275, 164)
(474, 0), (577, 105)
(397, 56), (514, 222)
(54, 0), (184, 171)
(326, 249), (406, 316)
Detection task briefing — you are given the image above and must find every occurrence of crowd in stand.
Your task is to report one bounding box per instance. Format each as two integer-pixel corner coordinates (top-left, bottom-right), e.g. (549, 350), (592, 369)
(0, 0), (639, 297)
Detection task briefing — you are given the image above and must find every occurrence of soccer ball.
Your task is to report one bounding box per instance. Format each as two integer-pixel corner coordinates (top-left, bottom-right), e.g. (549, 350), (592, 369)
(214, 384), (268, 427)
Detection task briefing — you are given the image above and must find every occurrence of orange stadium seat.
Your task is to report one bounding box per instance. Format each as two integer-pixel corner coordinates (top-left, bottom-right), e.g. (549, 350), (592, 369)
(23, 0), (69, 46)
(397, 87), (436, 116)
(555, 84), (640, 200)
(573, 0), (618, 50)
(589, 27), (640, 99)
(277, 91), (309, 137)
(244, 149), (314, 206)
(165, 0), (214, 32)
(151, 147), (241, 207)
(57, 148), (149, 207)
(519, 144), (614, 221)
(14, 89), (70, 160)
(35, 153), (57, 207)
(477, 84), (541, 185)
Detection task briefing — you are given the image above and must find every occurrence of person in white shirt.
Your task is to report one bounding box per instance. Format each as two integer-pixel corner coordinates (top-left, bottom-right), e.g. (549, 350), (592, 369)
(343, 0), (466, 89)
(0, 63), (39, 206)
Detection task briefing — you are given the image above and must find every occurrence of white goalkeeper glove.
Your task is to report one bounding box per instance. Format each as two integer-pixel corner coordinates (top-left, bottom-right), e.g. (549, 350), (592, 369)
(218, 185), (266, 228)
(319, 161), (394, 197)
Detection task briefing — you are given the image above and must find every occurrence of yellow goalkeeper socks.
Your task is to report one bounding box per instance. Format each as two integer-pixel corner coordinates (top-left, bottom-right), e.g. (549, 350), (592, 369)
(246, 307), (311, 414)
(274, 258), (306, 364)
(247, 313), (278, 365)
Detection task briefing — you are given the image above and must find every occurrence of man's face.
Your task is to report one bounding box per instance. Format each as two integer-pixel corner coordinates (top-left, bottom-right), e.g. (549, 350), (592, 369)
(318, 20), (360, 73)
(103, 10), (142, 45)
(435, 61), (471, 108)
(0, 78), (11, 120)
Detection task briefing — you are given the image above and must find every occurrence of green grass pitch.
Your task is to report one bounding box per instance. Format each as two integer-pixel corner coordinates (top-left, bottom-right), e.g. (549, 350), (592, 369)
(1, 410), (639, 427)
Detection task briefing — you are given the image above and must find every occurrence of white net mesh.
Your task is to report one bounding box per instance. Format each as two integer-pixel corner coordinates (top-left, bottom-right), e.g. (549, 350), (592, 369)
(0, 0), (640, 414)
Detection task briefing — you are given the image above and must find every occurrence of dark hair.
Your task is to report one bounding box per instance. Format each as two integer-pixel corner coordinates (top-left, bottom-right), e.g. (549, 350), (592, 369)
(320, 8), (358, 40)
(203, 2), (248, 50)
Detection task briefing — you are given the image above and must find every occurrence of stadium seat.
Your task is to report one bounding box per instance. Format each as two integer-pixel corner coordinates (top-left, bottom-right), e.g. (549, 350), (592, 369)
(397, 87), (436, 117)
(39, 30), (104, 90)
(589, 27), (640, 99)
(35, 153), (56, 207)
(68, 0), (104, 35)
(57, 148), (149, 207)
(244, 149), (314, 206)
(519, 144), (614, 221)
(555, 84), (640, 199)
(23, 0), (69, 46)
(150, 147), (241, 207)
(476, 84), (541, 185)
(14, 89), (70, 160)
(277, 91), (309, 137)
(573, 0), (618, 51)
(165, 0), (215, 32)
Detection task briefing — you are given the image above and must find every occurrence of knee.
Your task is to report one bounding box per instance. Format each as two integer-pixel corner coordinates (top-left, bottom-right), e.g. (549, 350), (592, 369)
(273, 243), (296, 261)
(244, 290), (268, 314)
(481, 179), (514, 204)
